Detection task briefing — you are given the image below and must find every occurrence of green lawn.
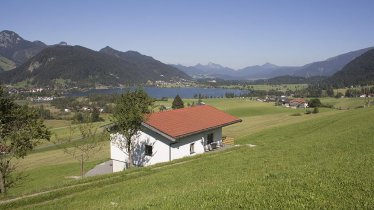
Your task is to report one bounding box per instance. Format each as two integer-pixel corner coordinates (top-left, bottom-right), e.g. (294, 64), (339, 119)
(1, 106), (373, 209)
(2, 98), (342, 198)
(0, 98), (374, 209)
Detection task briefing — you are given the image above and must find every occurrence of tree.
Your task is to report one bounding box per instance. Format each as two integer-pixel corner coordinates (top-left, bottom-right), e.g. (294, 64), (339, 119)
(73, 112), (86, 123)
(197, 94), (203, 105)
(55, 122), (106, 178)
(308, 98), (321, 108)
(335, 92), (344, 98)
(0, 86), (50, 194)
(90, 107), (102, 122)
(159, 105), (167, 112)
(326, 87), (335, 97)
(111, 89), (153, 168)
(172, 94), (184, 109)
(36, 105), (53, 120)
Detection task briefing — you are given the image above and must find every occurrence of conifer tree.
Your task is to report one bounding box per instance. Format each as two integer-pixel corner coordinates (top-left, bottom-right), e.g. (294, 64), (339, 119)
(172, 94), (184, 109)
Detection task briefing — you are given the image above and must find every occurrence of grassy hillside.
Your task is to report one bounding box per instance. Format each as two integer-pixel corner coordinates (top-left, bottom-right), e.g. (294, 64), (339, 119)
(0, 56), (16, 71)
(320, 97), (367, 109)
(1, 102), (373, 209)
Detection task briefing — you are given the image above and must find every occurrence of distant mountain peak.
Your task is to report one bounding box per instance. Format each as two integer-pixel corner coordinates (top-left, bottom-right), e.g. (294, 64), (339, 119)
(0, 30), (47, 65)
(101, 46), (114, 51)
(0, 30), (24, 48)
(206, 62), (224, 69)
(58, 41), (68, 46)
(99, 47), (143, 57)
(195, 62), (225, 69)
(261, 62), (278, 69)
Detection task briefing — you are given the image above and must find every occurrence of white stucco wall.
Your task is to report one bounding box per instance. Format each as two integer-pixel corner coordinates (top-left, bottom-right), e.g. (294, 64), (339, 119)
(110, 127), (223, 172)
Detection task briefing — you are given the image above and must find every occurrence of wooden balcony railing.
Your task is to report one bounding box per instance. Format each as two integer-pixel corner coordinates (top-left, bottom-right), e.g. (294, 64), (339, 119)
(222, 136), (235, 145)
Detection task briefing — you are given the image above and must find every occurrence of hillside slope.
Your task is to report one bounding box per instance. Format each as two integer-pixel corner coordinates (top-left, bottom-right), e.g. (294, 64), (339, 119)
(294, 47), (374, 77)
(100, 46), (190, 81)
(0, 56), (16, 71)
(0, 45), (190, 87)
(327, 49), (374, 87)
(2, 107), (373, 209)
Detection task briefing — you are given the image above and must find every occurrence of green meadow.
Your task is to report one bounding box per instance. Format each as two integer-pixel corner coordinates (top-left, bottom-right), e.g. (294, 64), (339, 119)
(1, 98), (373, 209)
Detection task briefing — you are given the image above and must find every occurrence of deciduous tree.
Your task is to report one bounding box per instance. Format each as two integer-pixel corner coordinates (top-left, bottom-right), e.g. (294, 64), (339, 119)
(0, 86), (50, 194)
(110, 89), (153, 168)
(55, 122), (106, 178)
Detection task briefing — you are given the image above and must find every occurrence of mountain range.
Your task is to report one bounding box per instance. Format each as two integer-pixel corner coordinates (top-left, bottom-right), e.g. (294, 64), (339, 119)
(173, 47), (373, 80)
(0, 30), (47, 71)
(1, 30), (373, 87)
(327, 49), (374, 87)
(0, 30), (190, 87)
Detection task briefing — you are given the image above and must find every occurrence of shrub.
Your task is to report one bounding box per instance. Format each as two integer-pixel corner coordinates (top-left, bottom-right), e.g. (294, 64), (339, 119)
(308, 98), (321, 107)
(312, 107), (319, 114)
(290, 113), (302, 116)
(335, 92), (344, 98)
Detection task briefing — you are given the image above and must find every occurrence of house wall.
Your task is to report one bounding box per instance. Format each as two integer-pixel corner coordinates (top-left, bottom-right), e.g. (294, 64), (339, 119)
(170, 127), (222, 160)
(110, 127), (222, 172)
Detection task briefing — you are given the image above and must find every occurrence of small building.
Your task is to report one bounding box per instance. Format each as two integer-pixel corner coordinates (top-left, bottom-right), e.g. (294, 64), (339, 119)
(110, 105), (241, 172)
(288, 98), (308, 109)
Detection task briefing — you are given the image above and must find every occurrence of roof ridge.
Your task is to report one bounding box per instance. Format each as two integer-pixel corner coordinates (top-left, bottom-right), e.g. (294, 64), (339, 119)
(154, 104), (209, 114)
(144, 105), (241, 140)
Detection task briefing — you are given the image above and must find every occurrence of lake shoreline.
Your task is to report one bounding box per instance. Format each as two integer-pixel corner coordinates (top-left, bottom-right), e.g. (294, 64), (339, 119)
(65, 86), (250, 99)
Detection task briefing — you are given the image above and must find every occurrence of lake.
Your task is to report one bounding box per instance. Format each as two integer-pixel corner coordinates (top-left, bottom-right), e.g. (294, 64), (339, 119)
(67, 87), (249, 99)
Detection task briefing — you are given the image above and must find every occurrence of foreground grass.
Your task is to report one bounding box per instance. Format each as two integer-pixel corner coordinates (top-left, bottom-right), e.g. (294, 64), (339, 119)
(6, 98), (339, 198)
(4, 142), (109, 197)
(2, 106), (373, 209)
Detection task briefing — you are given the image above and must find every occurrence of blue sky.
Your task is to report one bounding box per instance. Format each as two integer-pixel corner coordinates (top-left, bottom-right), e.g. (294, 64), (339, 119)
(1, 0), (374, 69)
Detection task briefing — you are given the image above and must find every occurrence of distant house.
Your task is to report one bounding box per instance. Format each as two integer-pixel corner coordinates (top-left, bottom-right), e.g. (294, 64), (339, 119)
(288, 98), (308, 109)
(111, 105), (241, 172)
(82, 107), (90, 111)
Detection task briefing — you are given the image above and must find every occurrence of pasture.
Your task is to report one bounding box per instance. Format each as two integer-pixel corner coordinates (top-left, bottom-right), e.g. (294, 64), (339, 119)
(0, 99), (374, 209)
(1, 102), (373, 209)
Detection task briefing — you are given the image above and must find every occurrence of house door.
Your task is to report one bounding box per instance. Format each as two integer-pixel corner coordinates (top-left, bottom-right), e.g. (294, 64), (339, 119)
(207, 133), (214, 144)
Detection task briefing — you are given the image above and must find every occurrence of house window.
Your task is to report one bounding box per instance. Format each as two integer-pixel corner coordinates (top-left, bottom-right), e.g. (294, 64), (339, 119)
(145, 145), (152, 156)
(207, 133), (214, 144)
(190, 143), (195, 154)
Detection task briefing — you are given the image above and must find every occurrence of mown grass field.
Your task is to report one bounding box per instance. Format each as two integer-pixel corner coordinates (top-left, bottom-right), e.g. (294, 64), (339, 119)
(320, 97), (368, 109)
(1, 102), (373, 209)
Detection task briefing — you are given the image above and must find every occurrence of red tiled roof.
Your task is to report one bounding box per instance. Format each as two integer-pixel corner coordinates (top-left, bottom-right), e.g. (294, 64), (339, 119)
(289, 98), (306, 104)
(143, 105), (241, 140)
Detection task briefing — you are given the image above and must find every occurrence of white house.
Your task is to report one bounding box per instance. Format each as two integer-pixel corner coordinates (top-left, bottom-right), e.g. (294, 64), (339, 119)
(110, 105), (241, 172)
